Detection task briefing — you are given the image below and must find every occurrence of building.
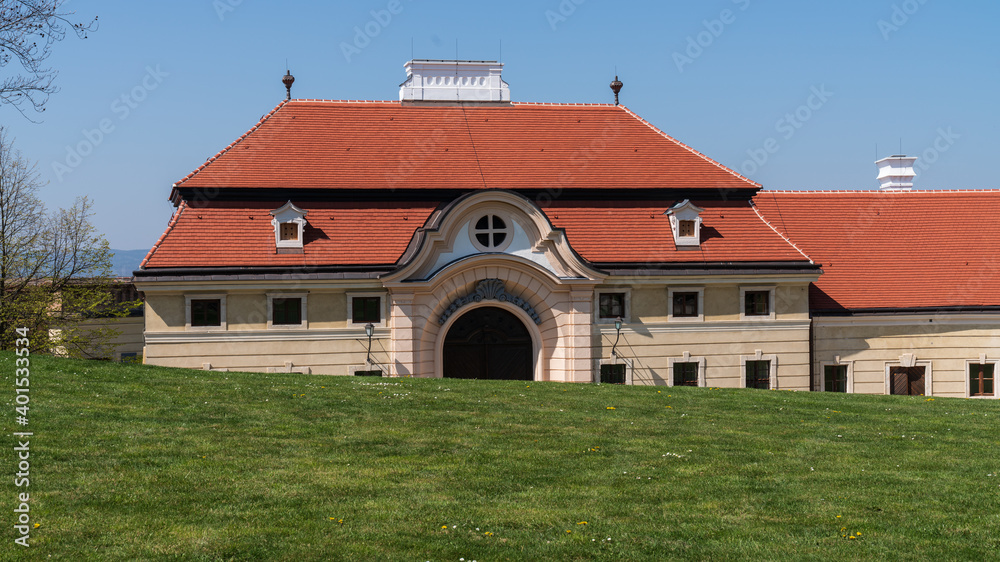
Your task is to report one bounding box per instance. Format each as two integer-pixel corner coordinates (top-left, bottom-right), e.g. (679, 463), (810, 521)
(133, 60), (998, 398)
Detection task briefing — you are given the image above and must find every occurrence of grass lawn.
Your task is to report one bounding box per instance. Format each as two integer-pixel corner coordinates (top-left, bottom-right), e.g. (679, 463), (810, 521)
(1, 351), (999, 561)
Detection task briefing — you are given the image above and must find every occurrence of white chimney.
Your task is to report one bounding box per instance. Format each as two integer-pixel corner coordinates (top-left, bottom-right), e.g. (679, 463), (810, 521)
(399, 59), (510, 103)
(876, 155), (917, 190)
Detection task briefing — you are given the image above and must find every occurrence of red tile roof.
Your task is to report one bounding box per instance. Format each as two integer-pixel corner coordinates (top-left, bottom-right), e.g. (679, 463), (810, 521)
(176, 100), (758, 192)
(141, 201), (440, 268)
(754, 190), (1000, 310)
(141, 199), (811, 270)
(546, 200), (811, 264)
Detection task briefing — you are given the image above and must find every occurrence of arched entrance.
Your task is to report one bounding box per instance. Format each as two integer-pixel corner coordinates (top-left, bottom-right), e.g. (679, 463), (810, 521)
(443, 306), (533, 380)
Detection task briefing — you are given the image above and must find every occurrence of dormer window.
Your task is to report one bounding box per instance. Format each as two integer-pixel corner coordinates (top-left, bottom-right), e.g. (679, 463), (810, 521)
(270, 201), (308, 252)
(665, 200), (704, 248)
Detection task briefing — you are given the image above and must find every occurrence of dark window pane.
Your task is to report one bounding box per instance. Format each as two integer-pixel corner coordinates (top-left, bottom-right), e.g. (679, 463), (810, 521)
(825, 365), (847, 392)
(673, 292), (698, 317)
(353, 297), (381, 323)
(492, 231), (507, 246)
(476, 233), (490, 246)
(191, 299), (221, 327)
(971, 363), (995, 396)
(746, 360), (770, 389)
(355, 369), (383, 377)
(600, 364), (626, 384)
(674, 362), (699, 386)
(475, 216), (489, 229)
(599, 293), (625, 319)
(272, 298), (302, 325)
(492, 216), (505, 229)
(745, 291), (770, 316)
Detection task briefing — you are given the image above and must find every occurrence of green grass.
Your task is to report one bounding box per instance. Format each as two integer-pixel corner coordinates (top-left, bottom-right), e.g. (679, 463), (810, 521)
(1, 352), (999, 561)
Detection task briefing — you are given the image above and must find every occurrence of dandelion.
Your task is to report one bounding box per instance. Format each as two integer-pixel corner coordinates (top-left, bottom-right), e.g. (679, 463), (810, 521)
(578, 521), (588, 525)
(836, 515), (841, 518)
(33, 523), (39, 528)
(566, 530), (572, 534)
(606, 406), (616, 410)
(442, 525), (447, 529)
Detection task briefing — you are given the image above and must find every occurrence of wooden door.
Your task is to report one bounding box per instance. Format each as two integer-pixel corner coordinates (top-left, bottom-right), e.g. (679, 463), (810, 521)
(443, 307), (533, 381)
(890, 366), (925, 395)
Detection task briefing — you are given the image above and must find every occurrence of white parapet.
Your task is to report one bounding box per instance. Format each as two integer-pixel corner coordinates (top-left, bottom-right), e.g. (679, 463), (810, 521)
(876, 155), (917, 190)
(399, 59), (510, 102)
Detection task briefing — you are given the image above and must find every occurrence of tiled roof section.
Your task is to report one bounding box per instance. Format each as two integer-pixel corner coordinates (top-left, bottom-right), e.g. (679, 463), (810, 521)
(545, 200), (810, 263)
(176, 100), (759, 191)
(140, 201), (440, 268)
(754, 190), (1000, 310)
(141, 198), (810, 270)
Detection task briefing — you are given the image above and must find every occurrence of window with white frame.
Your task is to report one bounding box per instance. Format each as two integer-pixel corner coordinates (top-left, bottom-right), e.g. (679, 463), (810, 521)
(967, 357), (998, 398)
(266, 293), (308, 329)
(741, 351), (777, 389)
(470, 213), (513, 252)
(667, 352), (706, 387)
(185, 294), (227, 330)
(740, 286), (776, 320)
(665, 199), (704, 247)
(668, 287), (704, 322)
(270, 201), (308, 250)
(347, 293), (387, 327)
(596, 357), (633, 385)
(596, 290), (629, 323)
(820, 359), (854, 393)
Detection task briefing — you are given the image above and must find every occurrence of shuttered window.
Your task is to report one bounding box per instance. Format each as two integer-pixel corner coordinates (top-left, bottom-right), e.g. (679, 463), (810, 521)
(673, 362), (699, 386)
(970, 363), (994, 397)
(745, 360), (770, 389)
(600, 364), (626, 384)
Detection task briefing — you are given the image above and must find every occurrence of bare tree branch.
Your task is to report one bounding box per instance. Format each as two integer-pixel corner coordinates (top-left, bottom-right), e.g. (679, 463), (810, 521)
(0, 0), (98, 116)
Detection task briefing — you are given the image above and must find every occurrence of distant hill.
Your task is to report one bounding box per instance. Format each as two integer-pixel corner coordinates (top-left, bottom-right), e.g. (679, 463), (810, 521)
(110, 249), (149, 278)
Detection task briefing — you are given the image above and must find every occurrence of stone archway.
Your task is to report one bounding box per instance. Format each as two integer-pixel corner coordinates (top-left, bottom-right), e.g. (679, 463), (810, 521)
(442, 306), (533, 380)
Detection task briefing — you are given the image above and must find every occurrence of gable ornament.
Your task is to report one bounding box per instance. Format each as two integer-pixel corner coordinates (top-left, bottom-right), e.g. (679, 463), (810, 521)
(438, 278), (541, 325)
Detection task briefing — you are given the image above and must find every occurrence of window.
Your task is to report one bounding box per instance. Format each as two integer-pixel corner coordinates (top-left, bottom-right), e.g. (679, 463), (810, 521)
(470, 214), (512, 251)
(348, 293), (387, 326)
(600, 363), (626, 384)
(272, 298), (302, 325)
(672, 292), (698, 318)
(191, 299), (221, 327)
(599, 293), (625, 319)
(355, 369), (383, 377)
(270, 201), (307, 250)
(745, 360), (771, 389)
(970, 363), (994, 397)
(185, 295), (226, 330)
(267, 293), (307, 329)
(668, 353), (705, 387)
(825, 365), (848, 392)
(279, 222), (299, 241)
(665, 199), (704, 247)
(353, 297), (381, 324)
(673, 362), (699, 386)
(744, 291), (770, 316)
(119, 352), (140, 364)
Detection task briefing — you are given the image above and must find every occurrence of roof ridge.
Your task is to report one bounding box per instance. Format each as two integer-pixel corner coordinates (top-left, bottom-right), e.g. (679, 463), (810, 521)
(175, 100), (288, 187)
(618, 105), (761, 189)
(749, 198), (814, 264)
(140, 200), (187, 269)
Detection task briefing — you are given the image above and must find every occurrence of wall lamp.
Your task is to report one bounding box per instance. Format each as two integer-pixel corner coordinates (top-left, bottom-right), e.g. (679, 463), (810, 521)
(611, 316), (622, 358)
(365, 322), (374, 365)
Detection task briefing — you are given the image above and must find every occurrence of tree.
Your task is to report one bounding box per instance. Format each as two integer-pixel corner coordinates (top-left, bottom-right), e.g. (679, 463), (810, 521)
(0, 0), (98, 117)
(0, 127), (136, 357)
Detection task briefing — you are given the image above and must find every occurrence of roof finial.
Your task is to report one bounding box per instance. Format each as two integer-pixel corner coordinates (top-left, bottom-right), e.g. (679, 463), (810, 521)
(282, 69), (295, 101)
(610, 75), (623, 106)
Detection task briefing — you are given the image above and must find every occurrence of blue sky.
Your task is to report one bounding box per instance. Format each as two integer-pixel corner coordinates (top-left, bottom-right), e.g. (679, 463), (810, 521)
(5, 0), (998, 250)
